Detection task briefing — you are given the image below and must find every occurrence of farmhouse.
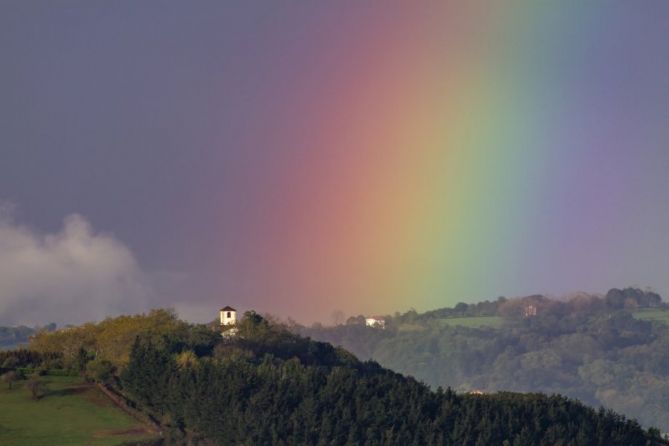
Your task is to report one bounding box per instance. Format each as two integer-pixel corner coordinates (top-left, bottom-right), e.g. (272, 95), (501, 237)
(468, 389), (486, 396)
(365, 316), (386, 329)
(523, 304), (538, 318)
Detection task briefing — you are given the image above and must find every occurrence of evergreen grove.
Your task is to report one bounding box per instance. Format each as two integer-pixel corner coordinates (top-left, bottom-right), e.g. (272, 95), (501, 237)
(119, 312), (660, 445)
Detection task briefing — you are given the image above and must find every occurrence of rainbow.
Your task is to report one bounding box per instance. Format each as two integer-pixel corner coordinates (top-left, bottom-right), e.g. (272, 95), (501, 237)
(188, 2), (668, 321)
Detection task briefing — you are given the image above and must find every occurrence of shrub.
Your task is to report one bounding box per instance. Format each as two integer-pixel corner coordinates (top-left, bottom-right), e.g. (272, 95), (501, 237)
(2, 371), (19, 389)
(86, 359), (116, 383)
(1, 357), (19, 369)
(26, 375), (45, 400)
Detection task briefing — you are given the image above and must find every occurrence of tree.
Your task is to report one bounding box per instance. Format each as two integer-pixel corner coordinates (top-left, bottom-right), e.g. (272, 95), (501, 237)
(29, 308), (189, 368)
(346, 315), (366, 325)
(86, 358), (116, 383)
(331, 310), (346, 326)
(26, 375), (44, 400)
(1, 357), (18, 369)
(2, 371), (18, 389)
(175, 350), (199, 370)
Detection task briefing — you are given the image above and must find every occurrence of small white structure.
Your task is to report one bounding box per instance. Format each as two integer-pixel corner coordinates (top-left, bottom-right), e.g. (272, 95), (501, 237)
(365, 316), (386, 329)
(523, 304), (538, 318)
(220, 306), (237, 326)
(220, 306), (238, 337)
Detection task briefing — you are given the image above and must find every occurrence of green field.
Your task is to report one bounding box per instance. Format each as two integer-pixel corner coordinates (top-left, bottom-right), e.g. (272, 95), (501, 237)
(633, 308), (669, 324)
(439, 316), (504, 329)
(397, 323), (426, 332)
(0, 375), (156, 446)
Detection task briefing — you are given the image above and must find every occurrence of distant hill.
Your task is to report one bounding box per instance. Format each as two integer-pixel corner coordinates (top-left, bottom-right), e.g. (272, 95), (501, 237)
(0, 323), (60, 350)
(0, 325), (36, 350)
(300, 288), (669, 434)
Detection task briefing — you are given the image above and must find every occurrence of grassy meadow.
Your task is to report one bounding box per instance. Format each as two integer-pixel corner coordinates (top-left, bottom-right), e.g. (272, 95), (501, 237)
(437, 309), (669, 329)
(0, 375), (156, 446)
(633, 308), (669, 324)
(439, 315), (504, 329)
(397, 316), (504, 332)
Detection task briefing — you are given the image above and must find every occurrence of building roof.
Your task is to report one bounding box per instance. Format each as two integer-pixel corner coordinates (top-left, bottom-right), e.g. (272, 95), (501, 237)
(220, 306), (236, 311)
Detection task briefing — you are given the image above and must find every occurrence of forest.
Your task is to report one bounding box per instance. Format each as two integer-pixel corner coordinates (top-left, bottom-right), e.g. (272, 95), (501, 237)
(1, 308), (664, 445)
(300, 288), (669, 433)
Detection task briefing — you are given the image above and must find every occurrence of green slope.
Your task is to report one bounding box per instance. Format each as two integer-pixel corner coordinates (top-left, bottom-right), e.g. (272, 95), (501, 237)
(633, 308), (669, 324)
(0, 375), (156, 446)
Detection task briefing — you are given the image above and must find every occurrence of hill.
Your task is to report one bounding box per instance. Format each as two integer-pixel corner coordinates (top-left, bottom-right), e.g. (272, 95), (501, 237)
(3, 307), (664, 445)
(0, 323), (60, 350)
(0, 326), (36, 350)
(300, 288), (669, 433)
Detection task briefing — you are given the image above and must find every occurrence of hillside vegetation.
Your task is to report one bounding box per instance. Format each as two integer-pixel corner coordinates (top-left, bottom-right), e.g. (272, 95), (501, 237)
(120, 312), (659, 445)
(301, 288), (669, 433)
(1, 305), (663, 444)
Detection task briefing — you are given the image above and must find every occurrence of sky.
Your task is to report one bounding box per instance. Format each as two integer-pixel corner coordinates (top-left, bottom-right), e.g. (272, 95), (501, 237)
(1, 1), (668, 325)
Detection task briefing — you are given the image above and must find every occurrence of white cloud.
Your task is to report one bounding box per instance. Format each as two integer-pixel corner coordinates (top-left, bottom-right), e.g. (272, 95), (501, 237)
(0, 212), (152, 325)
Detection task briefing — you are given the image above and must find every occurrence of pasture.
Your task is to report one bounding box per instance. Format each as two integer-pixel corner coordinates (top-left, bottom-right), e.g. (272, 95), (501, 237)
(633, 308), (669, 324)
(0, 375), (156, 446)
(439, 316), (504, 329)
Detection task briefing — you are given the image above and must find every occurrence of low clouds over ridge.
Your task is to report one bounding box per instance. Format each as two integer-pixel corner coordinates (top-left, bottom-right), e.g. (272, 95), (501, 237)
(0, 212), (152, 325)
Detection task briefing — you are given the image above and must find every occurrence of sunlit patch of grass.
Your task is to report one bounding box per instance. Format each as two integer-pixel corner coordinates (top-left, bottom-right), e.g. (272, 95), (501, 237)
(397, 323), (426, 332)
(439, 316), (504, 329)
(632, 308), (669, 324)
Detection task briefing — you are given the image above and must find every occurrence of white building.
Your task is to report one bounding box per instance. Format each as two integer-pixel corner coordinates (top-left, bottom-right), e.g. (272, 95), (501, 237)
(365, 316), (386, 329)
(220, 306), (237, 325)
(523, 304), (538, 318)
(220, 306), (238, 336)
